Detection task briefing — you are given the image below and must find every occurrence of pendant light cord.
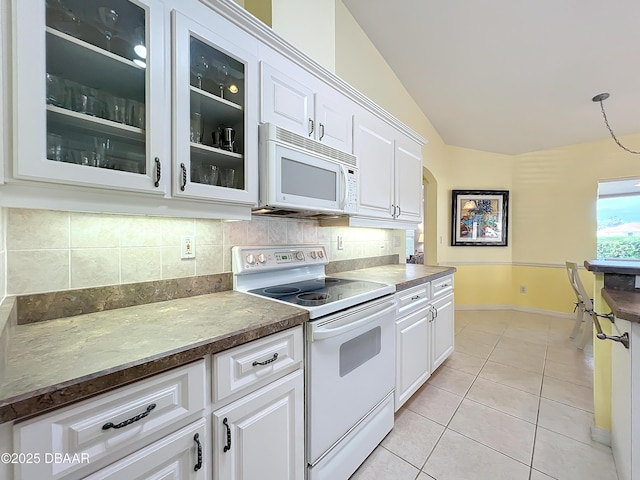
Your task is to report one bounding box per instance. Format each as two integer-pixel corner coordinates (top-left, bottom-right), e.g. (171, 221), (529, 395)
(595, 95), (640, 154)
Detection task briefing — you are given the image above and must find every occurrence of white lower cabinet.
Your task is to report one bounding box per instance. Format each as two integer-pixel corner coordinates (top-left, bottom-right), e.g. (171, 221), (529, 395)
(395, 276), (455, 410)
(610, 317), (639, 480)
(431, 292), (455, 371)
(396, 306), (432, 410)
(13, 360), (206, 480)
(212, 370), (304, 480)
(430, 275), (455, 372)
(84, 418), (209, 479)
(211, 326), (304, 480)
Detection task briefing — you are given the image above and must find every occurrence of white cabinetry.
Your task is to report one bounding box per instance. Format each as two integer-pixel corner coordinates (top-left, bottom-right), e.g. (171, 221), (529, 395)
(13, 360), (206, 480)
(395, 283), (431, 410)
(354, 108), (423, 226)
(259, 48), (354, 153)
(84, 419), (209, 479)
(172, 7), (258, 205)
(212, 326), (304, 480)
(14, 0), (168, 195)
(9, 0), (258, 219)
(394, 275), (455, 410)
(610, 317), (639, 480)
(430, 275), (455, 371)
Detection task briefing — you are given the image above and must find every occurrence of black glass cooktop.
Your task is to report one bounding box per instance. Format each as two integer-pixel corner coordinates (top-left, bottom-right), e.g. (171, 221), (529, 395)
(249, 277), (388, 307)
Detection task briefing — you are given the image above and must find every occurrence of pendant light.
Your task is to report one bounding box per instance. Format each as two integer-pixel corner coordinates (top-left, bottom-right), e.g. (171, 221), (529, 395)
(592, 93), (640, 154)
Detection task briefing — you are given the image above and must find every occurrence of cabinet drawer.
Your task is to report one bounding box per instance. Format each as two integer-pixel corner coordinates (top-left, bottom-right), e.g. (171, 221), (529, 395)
(213, 326), (303, 404)
(14, 360), (206, 480)
(396, 283), (430, 317)
(84, 419), (209, 480)
(431, 275), (454, 299)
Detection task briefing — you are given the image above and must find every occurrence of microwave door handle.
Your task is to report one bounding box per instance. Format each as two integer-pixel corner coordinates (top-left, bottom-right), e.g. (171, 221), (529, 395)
(340, 166), (347, 209)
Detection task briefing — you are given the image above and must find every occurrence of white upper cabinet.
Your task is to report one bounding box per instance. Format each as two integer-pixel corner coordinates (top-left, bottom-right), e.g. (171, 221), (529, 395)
(171, 7), (258, 205)
(259, 47), (354, 153)
(394, 133), (423, 223)
(354, 110), (395, 218)
(354, 108), (423, 225)
(14, 0), (169, 195)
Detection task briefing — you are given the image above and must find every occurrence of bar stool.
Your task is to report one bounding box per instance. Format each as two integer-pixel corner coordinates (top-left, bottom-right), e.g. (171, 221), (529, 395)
(565, 261), (593, 349)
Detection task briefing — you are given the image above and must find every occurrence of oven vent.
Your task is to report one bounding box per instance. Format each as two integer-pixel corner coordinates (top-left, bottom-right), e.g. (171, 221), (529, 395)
(273, 125), (357, 167)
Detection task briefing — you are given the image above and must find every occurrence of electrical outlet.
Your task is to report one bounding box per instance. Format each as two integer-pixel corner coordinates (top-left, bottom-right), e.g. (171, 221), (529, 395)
(181, 236), (196, 259)
(520, 285), (527, 294)
(337, 235), (344, 250)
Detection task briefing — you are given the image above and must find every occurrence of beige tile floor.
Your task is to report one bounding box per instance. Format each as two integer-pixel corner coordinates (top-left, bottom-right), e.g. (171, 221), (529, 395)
(350, 309), (619, 480)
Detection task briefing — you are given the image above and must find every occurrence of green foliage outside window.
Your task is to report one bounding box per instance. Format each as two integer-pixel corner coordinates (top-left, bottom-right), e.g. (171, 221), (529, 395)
(597, 236), (640, 259)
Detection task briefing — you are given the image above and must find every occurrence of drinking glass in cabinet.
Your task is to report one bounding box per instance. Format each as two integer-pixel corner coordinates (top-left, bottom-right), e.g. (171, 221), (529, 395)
(45, 0), (147, 63)
(191, 55), (210, 90)
(190, 112), (202, 143)
(220, 168), (235, 188)
(45, 73), (67, 107)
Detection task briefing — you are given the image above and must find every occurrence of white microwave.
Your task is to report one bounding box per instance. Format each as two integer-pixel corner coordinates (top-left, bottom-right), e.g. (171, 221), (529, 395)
(257, 123), (358, 216)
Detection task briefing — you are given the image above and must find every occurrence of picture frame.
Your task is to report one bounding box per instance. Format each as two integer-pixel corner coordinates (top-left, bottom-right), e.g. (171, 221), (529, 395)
(451, 190), (509, 246)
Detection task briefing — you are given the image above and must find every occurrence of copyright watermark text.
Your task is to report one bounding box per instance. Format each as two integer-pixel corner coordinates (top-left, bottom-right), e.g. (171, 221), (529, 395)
(1, 452), (90, 464)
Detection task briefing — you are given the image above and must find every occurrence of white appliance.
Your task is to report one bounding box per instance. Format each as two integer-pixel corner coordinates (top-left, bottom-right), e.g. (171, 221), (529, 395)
(232, 245), (396, 480)
(255, 123), (359, 217)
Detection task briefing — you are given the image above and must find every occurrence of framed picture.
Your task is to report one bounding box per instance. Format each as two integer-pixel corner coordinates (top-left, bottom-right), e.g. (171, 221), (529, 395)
(451, 190), (509, 246)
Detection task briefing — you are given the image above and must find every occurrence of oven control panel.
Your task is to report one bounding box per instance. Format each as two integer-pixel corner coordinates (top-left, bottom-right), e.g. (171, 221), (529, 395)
(232, 245), (328, 273)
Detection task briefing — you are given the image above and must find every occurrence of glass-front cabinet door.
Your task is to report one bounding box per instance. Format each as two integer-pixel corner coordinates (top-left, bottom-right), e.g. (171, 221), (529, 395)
(13, 0), (167, 194)
(172, 10), (257, 204)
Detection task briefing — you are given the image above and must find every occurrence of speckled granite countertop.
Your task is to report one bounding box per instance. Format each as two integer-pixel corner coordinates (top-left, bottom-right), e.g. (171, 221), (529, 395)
(0, 291), (308, 424)
(602, 289), (640, 323)
(334, 264), (456, 291)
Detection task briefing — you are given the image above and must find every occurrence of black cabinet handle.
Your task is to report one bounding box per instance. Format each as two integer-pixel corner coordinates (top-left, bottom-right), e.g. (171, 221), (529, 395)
(223, 417), (232, 452)
(308, 118), (314, 136)
(180, 163), (187, 191)
(252, 352), (278, 366)
(154, 157), (161, 187)
(102, 403), (156, 430)
(319, 123), (325, 140)
(193, 433), (203, 471)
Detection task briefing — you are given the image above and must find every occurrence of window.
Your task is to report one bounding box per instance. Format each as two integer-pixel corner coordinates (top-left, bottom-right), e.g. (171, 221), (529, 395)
(597, 179), (640, 260)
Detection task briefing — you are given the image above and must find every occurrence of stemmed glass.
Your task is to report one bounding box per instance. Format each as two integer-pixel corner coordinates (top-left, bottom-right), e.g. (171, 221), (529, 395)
(211, 63), (230, 99)
(97, 7), (119, 52)
(190, 55), (210, 90)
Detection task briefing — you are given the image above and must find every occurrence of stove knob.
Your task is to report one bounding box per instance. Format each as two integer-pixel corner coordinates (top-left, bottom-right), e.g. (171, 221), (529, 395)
(246, 254), (256, 265)
(257, 253), (267, 264)
(310, 251), (317, 259)
(317, 250), (324, 258)
(295, 251), (305, 261)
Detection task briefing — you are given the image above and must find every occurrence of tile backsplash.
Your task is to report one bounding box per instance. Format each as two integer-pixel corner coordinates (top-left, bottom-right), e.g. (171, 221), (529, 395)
(7, 208), (405, 295)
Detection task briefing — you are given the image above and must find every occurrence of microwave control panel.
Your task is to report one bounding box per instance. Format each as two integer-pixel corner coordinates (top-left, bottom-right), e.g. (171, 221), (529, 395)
(344, 168), (358, 214)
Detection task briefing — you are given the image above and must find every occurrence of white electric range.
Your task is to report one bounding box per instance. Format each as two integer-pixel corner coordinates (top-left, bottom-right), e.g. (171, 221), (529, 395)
(232, 245), (396, 480)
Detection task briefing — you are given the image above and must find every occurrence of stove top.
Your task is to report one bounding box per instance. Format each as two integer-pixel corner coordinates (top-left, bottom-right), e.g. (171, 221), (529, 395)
(232, 245), (395, 319)
(249, 277), (390, 308)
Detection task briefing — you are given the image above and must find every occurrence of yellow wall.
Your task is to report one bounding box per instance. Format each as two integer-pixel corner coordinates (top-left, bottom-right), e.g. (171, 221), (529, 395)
(270, 0), (336, 72)
(592, 274), (612, 430)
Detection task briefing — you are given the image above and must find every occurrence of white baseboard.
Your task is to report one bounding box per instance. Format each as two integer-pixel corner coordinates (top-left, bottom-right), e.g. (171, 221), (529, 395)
(591, 422), (612, 446)
(455, 304), (574, 319)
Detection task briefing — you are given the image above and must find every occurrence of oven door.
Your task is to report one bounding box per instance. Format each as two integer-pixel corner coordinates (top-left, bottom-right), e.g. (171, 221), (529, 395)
(306, 296), (395, 465)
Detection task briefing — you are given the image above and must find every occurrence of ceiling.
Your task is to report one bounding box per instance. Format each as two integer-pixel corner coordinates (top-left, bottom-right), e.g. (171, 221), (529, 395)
(342, 0), (640, 155)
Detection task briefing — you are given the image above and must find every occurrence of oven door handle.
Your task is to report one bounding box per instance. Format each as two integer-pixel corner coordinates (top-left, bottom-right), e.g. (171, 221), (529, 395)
(311, 303), (395, 341)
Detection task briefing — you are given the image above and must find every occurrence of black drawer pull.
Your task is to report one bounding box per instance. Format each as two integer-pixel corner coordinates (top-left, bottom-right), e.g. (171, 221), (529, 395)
(193, 433), (203, 471)
(180, 163), (187, 191)
(223, 417), (232, 452)
(253, 352), (278, 366)
(102, 403), (156, 430)
(411, 295), (421, 300)
(154, 157), (161, 187)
